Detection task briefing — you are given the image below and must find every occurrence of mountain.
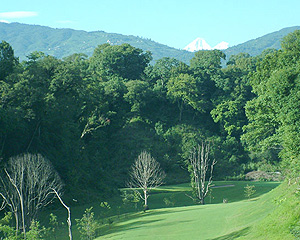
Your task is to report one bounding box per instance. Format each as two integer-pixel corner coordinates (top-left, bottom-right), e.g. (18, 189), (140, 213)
(184, 38), (229, 52)
(0, 22), (299, 64)
(213, 41), (229, 50)
(0, 22), (194, 63)
(184, 37), (212, 51)
(223, 26), (300, 59)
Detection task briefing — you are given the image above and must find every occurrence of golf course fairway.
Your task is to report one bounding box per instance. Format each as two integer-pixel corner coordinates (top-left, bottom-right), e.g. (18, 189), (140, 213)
(95, 181), (294, 240)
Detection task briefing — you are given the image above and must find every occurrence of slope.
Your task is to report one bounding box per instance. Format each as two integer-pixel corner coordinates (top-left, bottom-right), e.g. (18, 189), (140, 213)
(0, 22), (194, 63)
(93, 181), (298, 240)
(224, 26), (300, 59)
(86, 181), (279, 240)
(1, 23), (299, 64)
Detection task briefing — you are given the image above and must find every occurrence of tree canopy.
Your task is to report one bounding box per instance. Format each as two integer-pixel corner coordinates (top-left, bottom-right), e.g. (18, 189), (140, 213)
(2, 30), (300, 202)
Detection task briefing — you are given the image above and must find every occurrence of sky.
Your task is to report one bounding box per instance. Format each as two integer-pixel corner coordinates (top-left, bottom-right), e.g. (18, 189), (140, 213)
(1, 0), (300, 49)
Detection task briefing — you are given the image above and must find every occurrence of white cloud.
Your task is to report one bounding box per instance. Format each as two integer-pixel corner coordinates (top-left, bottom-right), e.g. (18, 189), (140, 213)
(0, 11), (38, 19)
(0, 20), (10, 23)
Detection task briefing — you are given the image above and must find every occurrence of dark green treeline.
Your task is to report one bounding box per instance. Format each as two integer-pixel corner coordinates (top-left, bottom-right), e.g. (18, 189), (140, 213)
(1, 31), (300, 201)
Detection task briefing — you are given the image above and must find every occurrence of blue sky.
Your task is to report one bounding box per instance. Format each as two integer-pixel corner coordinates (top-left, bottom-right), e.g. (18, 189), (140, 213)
(1, 0), (300, 49)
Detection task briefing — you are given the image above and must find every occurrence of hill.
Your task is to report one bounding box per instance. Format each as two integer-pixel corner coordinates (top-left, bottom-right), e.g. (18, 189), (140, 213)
(0, 23), (299, 63)
(0, 22), (194, 63)
(224, 26), (300, 59)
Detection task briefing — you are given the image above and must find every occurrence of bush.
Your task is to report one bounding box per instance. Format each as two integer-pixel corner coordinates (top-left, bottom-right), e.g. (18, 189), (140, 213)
(245, 171), (284, 181)
(244, 184), (256, 199)
(76, 207), (99, 240)
(163, 194), (176, 207)
(26, 220), (47, 240)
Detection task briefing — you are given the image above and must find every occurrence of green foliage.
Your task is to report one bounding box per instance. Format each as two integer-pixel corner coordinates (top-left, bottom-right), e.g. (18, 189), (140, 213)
(224, 26), (300, 59)
(121, 190), (141, 210)
(242, 30), (300, 175)
(76, 207), (99, 240)
(0, 212), (19, 240)
(2, 27), (293, 205)
(0, 40), (18, 80)
(26, 220), (47, 240)
(89, 43), (152, 80)
(244, 184), (256, 199)
(100, 202), (112, 221)
(48, 213), (59, 240)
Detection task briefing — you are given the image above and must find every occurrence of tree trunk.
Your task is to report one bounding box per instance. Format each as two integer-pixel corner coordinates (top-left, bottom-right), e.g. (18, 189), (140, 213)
(144, 190), (148, 207)
(14, 211), (19, 237)
(52, 189), (72, 240)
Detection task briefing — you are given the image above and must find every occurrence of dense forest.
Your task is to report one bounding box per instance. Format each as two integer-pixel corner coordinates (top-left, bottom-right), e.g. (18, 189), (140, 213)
(1, 30), (300, 205)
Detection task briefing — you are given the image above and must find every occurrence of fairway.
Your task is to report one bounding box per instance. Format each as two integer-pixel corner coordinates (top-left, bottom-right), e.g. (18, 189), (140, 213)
(93, 181), (279, 240)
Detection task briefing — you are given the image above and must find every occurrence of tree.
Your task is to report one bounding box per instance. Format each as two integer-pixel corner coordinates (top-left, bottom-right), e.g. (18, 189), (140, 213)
(166, 73), (199, 121)
(52, 189), (72, 240)
(211, 53), (256, 137)
(242, 30), (300, 174)
(0, 41), (18, 80)
(146, 57), (180, 87)
(0, 153), (63, 238)
(124, 80), (151, 114)
(127, 151), (166, 209)
(89, 43), (152, 80)
(187, 141), (216, 205)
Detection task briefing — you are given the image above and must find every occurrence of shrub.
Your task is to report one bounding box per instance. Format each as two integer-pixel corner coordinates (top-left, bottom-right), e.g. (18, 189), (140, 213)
(163, 194), (176, 207)
(76, 207), (99, 240)
(244, 184), (256, 199)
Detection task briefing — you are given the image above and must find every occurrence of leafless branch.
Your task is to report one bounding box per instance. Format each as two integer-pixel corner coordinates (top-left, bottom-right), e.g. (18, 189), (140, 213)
(0, 153), (63, 235)
(127, 151), (166, 208)
(52, 188), (72, 240)
(188, 141), (216, 205)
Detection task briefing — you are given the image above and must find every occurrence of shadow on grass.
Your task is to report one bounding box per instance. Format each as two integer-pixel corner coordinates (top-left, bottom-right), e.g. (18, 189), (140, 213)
(99, 208), (200, 237)
(99, 218), (163, 236)
(209, 227), (250, 240)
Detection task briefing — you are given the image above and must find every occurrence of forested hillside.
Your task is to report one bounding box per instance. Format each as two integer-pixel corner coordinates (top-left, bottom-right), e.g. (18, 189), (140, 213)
(1, 29), (300, 206)
(0, 41), (252, 201)
(224, 26), (300, 58)
(0, 22), (299, 64)
(0, 22), (194, 63)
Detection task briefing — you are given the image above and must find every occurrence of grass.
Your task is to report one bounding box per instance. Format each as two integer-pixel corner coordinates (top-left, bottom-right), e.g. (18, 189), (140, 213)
(94, 181), (280, 240)
(238, 181), (300, 240)
(40, 181), (286, 239)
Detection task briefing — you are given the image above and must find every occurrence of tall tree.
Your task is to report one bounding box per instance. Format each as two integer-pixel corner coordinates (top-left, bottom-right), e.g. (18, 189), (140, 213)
(0, 41), (18, 80)
(242, 30), (300, 174)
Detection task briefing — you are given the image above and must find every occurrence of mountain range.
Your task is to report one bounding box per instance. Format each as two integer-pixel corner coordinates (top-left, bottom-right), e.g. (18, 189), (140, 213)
(184, 38), (229, 51)
(0, 22), (299, 64)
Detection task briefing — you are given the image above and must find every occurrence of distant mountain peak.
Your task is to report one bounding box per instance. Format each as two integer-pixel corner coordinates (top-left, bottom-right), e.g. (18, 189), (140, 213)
(184, 38), (212, 51)
(213, 41), (229, 50)
(184, 38), (229, 52)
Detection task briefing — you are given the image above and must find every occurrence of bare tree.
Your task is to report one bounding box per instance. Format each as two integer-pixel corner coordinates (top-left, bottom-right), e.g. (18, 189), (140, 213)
(188, 141), (216, 205)
(52, 188), (72, 240)
(0, 153), (63, 238)
(127, 151), (166, 209)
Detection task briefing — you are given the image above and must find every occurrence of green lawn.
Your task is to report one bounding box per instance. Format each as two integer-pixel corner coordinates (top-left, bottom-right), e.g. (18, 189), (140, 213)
(93, 181), (280, 240)
(45, 181), (286, 239)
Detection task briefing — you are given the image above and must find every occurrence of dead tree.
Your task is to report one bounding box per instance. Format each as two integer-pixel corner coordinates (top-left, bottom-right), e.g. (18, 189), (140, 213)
(0, 153), (63, 237)
(0, 175), (20, 237)
(52, 188), (72, 240)
(127, 151), (166, 209)
(188, 141), (216, 205)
